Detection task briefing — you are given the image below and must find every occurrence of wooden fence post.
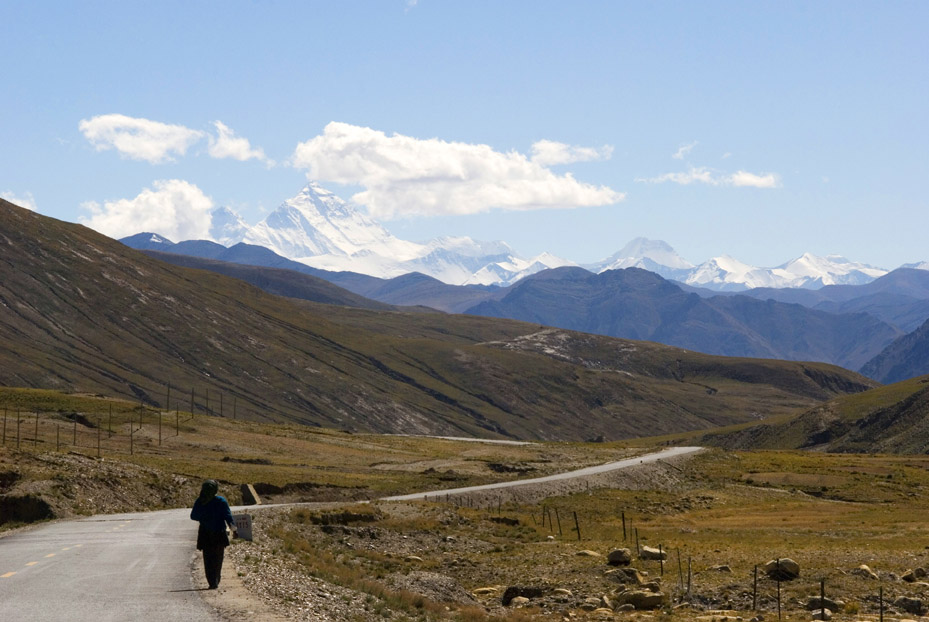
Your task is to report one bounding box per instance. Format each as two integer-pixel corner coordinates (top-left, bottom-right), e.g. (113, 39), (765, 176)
(573, 511), (581, 541)
(777, 558), (781, 621)
(820, 578), (826, 621)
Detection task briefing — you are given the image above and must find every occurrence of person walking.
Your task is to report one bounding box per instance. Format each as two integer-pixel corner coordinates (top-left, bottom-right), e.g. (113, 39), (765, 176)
(190, 479), (237, 589)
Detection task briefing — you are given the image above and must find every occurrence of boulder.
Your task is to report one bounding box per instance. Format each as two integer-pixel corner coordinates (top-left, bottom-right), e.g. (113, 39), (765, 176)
(850, 564), (879, 580)
(640, 545), (668, 560)
(606, 567), (646, 585)
(607, 548), (633, 566)
(580, 597), (602, 611)
(615, 589), (666, 610)
(903, 567), (927, 582)
(764, 558), (800, 581)
(893, 596), (927, 616)
(807, 597), (842, 611)
(502, 586), (544, 606)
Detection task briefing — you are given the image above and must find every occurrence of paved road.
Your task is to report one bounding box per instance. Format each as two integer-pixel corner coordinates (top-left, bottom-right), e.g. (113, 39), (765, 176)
(0, 445), (701, 620)
(0, 508), (216, 622)
(382, 445), (703, 501)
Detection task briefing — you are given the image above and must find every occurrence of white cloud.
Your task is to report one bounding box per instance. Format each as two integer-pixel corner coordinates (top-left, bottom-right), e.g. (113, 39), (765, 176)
(79, 114), (205, 163)
(728, 170), (781, 188)
(208, 121), (272, 165)
(291, 122), (624, 218)
(80, 179), (215, 240)
(1, 190), (37, 211)
(636, 166), (781, 189)
(672, 141), (698, 160)
(530, 140), (614, 166)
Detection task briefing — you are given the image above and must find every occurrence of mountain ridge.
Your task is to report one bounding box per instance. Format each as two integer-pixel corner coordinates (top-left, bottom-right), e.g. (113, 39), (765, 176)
(0, 197), (878, 441)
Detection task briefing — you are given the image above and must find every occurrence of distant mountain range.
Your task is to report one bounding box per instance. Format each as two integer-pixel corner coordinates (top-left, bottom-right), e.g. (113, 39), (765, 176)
(122, 230), (929, 382)
(4, 196), (881, 441)
(136, 181), (926, 290)
(206, 182), (573, 287)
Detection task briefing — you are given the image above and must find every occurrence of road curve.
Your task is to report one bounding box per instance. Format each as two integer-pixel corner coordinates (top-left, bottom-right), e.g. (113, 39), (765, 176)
(0, 446), (702, 620)
(381, 445), (703, 501)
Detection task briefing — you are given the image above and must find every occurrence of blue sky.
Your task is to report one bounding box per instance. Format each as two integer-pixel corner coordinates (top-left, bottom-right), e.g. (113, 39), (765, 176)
(2, 1), (926, 268)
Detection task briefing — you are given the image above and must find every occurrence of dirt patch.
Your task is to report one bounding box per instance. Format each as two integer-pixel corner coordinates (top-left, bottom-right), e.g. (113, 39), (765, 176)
(0, 494), (54, 524)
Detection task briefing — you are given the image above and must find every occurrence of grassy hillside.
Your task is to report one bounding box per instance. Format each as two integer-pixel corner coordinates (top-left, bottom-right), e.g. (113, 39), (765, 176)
(0, 199), (876, 441)
(693, 374), (929, 453)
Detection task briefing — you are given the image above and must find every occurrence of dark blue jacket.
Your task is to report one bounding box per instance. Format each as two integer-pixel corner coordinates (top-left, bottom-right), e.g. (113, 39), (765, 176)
(190, 495), (234, 533)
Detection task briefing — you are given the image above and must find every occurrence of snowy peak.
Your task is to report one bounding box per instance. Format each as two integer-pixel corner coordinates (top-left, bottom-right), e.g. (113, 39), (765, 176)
(209, 207), (250, 247)
(590, 240), (892, 291)
(208, 182), (564, 286)
(243, 182), (422, 260)
(774, 253), (886, 285)
(604, 237), (693, 270)
(120, 232), (175, 250)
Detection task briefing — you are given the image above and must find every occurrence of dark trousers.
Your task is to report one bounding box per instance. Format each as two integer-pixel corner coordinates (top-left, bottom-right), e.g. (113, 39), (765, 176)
(202, 544), (225, 588)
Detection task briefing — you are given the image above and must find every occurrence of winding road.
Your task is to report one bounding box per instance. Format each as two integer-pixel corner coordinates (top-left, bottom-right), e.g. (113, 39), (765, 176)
(0, 446), (701, 621)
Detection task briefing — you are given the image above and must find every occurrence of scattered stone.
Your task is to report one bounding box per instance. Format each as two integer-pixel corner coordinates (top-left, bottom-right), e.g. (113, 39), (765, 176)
(592, 608), (614, 616)
(502, 586), (544, 606)
(616, 603), (635, 612)
(386, 571), (478, 606)
(577, 550), (601, 557)
(472, 587), (497, 595)
(850, 564), (879, 580)
(763, 558), (800, 581)
(810, 609), (832, 621)
(403, 555), (423, 563)
(640, 545), (668, 561)
(607, 548), (633, 566)
(615, 589), (666, 610)
(710, 564), (732, 572)
(600, 595), (613, 610)
(510, 596), (530, 606)
(903, 567), (927, 582)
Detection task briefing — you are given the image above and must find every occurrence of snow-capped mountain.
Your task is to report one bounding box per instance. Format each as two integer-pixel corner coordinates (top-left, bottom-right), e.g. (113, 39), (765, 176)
(209, 207), (250, 247)
(903, 261), (929, 271)
(590, 239), (892, 291)
(587, 238), (694, 281)
(212, 182), (571, 286)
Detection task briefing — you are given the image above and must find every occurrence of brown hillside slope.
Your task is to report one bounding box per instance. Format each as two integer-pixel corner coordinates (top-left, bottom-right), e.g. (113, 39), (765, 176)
(0, 199), (877, 440)
(697, 374), (929, 453)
